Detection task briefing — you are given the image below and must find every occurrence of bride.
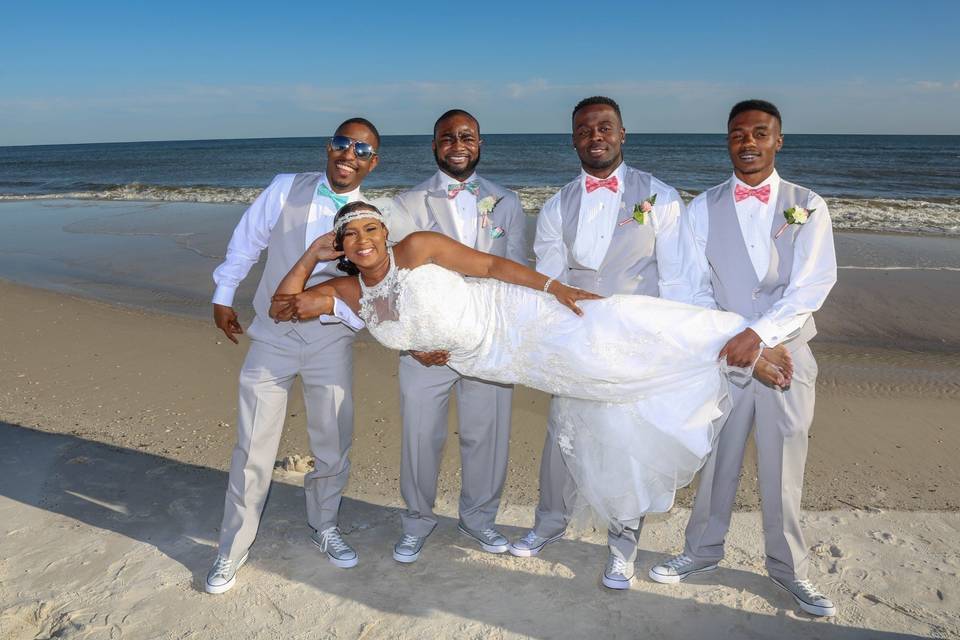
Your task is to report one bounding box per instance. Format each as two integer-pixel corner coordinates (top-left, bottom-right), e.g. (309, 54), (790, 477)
(271, 202), (791, 529)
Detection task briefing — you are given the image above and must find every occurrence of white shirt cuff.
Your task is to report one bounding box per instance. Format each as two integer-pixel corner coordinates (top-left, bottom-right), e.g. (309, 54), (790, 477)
(749, 316), (785, 347)
(212, 285), (237, 307)
(324, 297), (365, 331)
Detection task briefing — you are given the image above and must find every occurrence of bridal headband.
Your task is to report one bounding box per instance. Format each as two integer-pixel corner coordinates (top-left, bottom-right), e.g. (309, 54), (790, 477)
(333, 207), (387, 233)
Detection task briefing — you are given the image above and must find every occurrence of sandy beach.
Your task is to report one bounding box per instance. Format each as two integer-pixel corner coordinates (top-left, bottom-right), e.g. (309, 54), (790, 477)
(1, 250), (959, 639)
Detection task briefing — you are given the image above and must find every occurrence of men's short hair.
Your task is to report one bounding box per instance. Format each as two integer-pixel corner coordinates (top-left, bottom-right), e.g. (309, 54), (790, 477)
(433, 109), (480, 137)
(572, 96), (622, 126)
(336, 117), (380, 147)
(727, 100), (782, 128)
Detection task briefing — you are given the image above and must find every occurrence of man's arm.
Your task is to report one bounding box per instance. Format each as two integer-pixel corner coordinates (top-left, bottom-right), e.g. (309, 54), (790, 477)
(651, 185), (688, 302)
(674, 195), (718, 309)
(211, 175), (291, 343)
(748, 192), (837, 347)
(533, 191), (566, 278)
(503, 190), (529, 266)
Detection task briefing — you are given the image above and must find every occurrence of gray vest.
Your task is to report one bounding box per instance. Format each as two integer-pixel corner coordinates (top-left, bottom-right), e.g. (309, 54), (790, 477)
(250, 172), (353, 343)
(704, 179), (817, 349)
(559, 166), (658, 297)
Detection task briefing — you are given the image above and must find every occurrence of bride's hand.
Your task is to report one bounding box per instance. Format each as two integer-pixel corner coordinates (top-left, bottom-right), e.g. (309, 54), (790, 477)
(549, 282), (603, 316)
(307, 231), (344, 262)
(271, 290), (334, 322)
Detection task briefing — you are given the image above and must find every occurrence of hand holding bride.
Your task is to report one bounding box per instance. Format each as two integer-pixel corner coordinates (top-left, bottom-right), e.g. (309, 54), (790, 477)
(546, 280), (603, 316)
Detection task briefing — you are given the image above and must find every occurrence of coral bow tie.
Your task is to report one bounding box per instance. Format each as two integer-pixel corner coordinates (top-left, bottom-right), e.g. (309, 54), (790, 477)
(585, 176), (619, 193)
(734, 184), (771, 204)
(447, 181), (480, 198)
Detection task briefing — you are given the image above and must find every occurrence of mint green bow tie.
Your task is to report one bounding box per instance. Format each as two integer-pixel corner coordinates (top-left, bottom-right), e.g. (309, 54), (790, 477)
(447, 181), (479, 198)
(317, 182), (349, 211)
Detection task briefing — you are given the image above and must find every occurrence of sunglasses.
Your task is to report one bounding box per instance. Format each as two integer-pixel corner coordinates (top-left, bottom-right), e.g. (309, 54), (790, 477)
(329, 135), (378, 159)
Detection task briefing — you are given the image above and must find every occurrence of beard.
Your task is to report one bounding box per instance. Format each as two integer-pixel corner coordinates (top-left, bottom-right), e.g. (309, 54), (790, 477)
(579, 150), (622, 172)
(434, 147), (481, 181)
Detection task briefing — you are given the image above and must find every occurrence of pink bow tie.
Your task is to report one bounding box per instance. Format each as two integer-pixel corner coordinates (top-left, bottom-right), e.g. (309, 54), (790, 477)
(734, 183), (771, 204)
(585, 175), (619, 193)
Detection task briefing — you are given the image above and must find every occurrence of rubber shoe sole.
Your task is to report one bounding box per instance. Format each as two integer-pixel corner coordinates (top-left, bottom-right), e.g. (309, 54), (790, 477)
(393, 548), (421, 564)
(458, 525), (508, 554)
(770, 577), (837, 617)
(508, 532), (564, 557)
(204, 552), (248, 594)
(648, 562), (718, 584)
(602, 572), (634, 590)
(311, 537), (358, 569)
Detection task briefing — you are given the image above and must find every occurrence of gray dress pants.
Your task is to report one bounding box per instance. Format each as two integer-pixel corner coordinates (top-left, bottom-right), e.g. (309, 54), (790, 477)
(217, 322), (355, 561)
(398, 354), (513, 537)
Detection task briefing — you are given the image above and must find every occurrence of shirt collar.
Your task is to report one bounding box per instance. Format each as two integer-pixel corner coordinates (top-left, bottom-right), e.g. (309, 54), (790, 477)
(581, 162), (625, 193)
(319, 172), (362, 202)
(732, 168), (780, 192)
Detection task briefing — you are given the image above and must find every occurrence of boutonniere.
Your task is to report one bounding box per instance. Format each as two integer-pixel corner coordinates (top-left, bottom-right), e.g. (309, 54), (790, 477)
(774, 206), (815, 239)
(477, 195), (503, 229)
(489, 225), (506, 239)
(618, 194), (657, 227)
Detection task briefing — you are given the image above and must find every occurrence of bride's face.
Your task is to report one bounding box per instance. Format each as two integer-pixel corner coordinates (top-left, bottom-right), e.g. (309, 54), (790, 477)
(341, 217), (389, 269)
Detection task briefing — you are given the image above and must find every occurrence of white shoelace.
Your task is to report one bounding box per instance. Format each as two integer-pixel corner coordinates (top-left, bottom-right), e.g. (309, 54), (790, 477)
(663, 554), (693, 571)
(520, 531), (540, 546)
(211, 555), (233, 576)
(608, 555), (631, 577)
(398, 534), (420, 548)
(318, 528), (351, 554)
(793, 579), (825, 600)
(479, 529), (501, 542)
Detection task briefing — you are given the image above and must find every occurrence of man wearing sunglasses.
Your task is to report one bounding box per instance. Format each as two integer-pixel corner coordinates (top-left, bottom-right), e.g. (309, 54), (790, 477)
(384, 109), (527, 563)
(205, 118), (379, 594)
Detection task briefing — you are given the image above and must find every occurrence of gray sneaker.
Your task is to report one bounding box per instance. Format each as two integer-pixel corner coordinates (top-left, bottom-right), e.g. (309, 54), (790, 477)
(393, 533), (427, 563)
(310, 527), (358, 569)
(458, 524), (509, 553)
(508, 530), (564, 557)
(649, 553), (718, 584)
(770, 576), (837, 617)
(205, 551), (249, 594)
(602, 551), (635, 590)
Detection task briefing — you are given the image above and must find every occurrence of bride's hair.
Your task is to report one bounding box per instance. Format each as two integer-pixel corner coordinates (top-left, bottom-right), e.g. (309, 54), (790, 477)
(333, 201), (386, 275)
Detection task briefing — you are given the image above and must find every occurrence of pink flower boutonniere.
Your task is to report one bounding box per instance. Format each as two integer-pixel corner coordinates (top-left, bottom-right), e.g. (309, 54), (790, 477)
(618, 194), (657, 227)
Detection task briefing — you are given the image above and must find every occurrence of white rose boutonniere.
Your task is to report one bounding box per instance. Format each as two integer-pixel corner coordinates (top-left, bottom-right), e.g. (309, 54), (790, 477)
(477, 195), (502, 229)
(774, 206), (816, 239)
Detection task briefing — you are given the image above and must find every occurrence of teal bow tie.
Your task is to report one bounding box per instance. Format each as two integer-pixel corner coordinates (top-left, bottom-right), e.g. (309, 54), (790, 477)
(447, 181), (479, 198)
(317, 182), (349, 211)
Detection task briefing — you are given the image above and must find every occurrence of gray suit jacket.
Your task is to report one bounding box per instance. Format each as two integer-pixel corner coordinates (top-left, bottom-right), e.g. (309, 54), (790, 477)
(387, 171), (527, 265)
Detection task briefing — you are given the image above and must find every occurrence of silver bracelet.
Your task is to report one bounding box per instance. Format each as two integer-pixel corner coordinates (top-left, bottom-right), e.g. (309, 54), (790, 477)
(543, 277), (555, 292)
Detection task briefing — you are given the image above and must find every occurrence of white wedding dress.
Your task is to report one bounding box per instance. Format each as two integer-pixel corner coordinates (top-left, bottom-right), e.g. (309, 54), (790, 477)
(359, 250), (749, 526)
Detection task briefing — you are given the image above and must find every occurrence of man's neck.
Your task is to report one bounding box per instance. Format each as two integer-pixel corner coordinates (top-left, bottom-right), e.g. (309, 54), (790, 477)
(582, 160), (622, 180)
(734, 166), (775, 187)
(439, 168), (475, 183)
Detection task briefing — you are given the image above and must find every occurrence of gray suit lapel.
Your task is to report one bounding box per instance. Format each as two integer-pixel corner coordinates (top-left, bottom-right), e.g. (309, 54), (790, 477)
(424, 186), (460, 239)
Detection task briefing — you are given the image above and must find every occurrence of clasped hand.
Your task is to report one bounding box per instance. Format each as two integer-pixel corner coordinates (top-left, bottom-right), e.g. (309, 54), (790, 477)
(271, 290), (333, 322)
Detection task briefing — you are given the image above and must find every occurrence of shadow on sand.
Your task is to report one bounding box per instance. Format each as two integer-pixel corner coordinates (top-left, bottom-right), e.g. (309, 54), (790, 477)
(0, 422), (924, 639)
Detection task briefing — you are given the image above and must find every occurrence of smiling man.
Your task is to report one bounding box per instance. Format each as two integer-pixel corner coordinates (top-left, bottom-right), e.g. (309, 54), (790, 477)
(518, 96), (688, 590)
(205, 118), (379, 593)
(385, 109), (527, 563)
(649, 99), (839, 618)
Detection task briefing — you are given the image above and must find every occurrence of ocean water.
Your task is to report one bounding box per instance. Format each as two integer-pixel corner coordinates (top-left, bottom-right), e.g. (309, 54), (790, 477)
(2, 134), (959, 235)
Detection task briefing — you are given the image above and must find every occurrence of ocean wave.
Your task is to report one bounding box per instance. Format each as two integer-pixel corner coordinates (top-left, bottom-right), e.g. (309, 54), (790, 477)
(2, 183), (959, 235)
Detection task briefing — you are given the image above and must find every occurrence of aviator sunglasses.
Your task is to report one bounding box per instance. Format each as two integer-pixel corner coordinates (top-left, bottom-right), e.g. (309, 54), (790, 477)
(329, 135), (378, 159)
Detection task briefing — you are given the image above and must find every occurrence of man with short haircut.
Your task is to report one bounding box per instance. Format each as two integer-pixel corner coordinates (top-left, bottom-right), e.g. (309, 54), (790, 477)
(205, 118), (379, 593)
(516, 96), (688, 590)
(386, 109), (527, 563)
(649, 99), (838, 618)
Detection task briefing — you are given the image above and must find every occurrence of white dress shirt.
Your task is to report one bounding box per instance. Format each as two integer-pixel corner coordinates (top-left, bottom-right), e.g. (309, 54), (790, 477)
(679, 170), (838, 346)
(211, 172), (364, 329)
(534, 162), (687, 300)
(438, 170), (479, 248)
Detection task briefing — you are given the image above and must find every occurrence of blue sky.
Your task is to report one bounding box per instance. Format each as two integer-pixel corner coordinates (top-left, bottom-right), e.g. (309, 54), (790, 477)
(2, 1), (958, 144)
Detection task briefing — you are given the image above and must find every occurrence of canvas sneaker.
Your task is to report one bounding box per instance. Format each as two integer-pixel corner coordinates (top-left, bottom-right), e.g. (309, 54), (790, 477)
(649, 553), (719, 584)
(393, 533), (428, 563)
(311, 527), (358, 569)
(458, 524), (509, 553)
(602, 551), (635, 590)
(205, 551), (249, 594)
(770, 576), (837, 617)
(508, 530), (564, 557)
